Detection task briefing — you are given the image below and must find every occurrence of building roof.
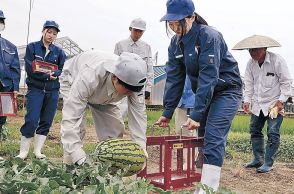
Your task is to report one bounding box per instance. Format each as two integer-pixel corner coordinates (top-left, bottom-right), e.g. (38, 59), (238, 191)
(153, 65), (166, 84)
(17, 36), (83, 60)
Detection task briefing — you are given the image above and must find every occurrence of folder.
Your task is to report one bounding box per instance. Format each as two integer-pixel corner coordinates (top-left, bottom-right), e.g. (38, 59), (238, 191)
(0, 92), (17, 116)
(32, 60), (58, 74)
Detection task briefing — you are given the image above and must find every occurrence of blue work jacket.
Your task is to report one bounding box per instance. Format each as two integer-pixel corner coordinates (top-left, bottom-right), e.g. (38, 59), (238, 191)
(24, 39), (66, 91)
(0, 35), (20, 91)
(163, 22), (242, 122)
(177, 76), (195, 109)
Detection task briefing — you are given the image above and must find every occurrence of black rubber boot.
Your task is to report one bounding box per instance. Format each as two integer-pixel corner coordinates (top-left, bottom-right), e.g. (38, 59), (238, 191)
(195, 147), (204, 168)
(257, 141), (279, 173)
(245, 138), (264, 168)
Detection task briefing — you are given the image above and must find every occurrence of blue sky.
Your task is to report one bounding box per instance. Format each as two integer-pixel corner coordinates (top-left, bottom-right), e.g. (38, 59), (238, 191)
(1, 0), (293, 77)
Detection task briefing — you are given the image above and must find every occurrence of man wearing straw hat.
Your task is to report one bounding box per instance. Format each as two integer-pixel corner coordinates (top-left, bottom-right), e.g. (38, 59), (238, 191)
(232, 35), (293, 173)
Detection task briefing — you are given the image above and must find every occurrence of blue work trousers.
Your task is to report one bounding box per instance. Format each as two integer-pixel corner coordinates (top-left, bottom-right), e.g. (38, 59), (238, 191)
(250, 111), (283, 144)
(202, 88), (242, 167)
(20, 87), (59, 137)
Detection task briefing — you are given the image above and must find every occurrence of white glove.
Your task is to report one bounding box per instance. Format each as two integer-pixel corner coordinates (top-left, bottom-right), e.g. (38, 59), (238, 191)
(269, 106), (278, 119)
(143, 149), (148, 158)
(76, 156), (86, 165)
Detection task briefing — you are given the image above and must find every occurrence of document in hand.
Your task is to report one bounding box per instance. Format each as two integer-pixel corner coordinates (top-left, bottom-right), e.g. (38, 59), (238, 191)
(0, 92), (17, 116)
(32, 60), (58, 74)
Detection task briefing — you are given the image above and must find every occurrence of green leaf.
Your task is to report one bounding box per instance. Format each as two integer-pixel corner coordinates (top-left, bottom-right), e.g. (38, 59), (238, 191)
(83, 185), (98, 194)
(16, 182), (39, 191)
(75, 170), (90, 187)
(49, 180), (59, 189)
(26, 191), (38, 194)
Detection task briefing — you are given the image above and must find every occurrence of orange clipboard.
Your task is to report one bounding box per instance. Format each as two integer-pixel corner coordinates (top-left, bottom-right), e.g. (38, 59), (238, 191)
(32, 60), (58, 74)
(0, 92), (17, 116)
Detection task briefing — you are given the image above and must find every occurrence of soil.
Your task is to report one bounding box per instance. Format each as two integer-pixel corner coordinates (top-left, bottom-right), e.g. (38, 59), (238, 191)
(220, 162), (294, 194)
(9, 115), (294, 194)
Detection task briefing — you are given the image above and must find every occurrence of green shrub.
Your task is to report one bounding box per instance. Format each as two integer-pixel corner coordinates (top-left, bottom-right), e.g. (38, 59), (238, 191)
(0, 157), (170, 194)
(231, 114), (294, 135)
(226, 133), (294, 162)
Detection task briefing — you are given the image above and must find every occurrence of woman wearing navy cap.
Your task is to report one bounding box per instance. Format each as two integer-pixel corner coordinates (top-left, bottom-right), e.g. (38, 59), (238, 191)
(156, 0), (242, 192)
(16, 20), (66, 160)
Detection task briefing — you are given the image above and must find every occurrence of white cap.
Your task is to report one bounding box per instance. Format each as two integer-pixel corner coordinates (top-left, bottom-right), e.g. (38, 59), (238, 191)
(129, 18), (146, 31)
(104, 52), (147, 87)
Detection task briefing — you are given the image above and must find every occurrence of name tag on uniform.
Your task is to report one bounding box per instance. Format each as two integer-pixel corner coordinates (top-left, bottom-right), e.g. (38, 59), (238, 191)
(175, 54), (183, 58)
(208, 55), (215, 64)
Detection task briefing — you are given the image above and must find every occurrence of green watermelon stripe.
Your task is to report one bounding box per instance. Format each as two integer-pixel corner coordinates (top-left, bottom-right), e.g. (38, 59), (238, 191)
(95, 139), (145, 176)
(98, 158), (144, 166)
(97, 146), (142, 152)
(98, 156), (144, 164)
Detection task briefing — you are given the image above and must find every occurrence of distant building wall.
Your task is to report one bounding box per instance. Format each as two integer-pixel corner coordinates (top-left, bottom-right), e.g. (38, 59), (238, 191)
(150, 79), (166, 105)
(148, 65), (166, 105)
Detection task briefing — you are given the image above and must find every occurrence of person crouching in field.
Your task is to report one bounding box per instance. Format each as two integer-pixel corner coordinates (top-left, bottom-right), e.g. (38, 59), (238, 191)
(59, 51), (148, 165)
(16, 21), (66, 160)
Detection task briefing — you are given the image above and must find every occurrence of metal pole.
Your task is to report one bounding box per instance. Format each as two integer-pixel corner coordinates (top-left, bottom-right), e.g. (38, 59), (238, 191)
(22, 0), (33, 110)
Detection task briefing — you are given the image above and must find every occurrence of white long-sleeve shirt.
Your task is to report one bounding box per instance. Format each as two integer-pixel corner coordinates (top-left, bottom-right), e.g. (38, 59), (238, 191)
(114, 37), (154, 92)
(60, 51), (147, 163)
(243, 51), (293, 116)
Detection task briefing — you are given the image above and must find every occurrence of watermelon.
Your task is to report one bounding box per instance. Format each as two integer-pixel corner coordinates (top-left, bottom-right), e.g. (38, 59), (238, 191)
(94, 139), (146, 176)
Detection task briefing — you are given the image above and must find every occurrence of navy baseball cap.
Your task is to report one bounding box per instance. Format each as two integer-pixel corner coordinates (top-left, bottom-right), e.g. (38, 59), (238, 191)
(43, 20), (60, 32)
(160, 0), (195, 22)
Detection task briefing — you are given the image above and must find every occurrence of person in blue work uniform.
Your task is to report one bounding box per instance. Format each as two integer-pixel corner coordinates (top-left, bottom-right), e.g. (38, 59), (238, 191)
(16, 20), (66, 160)
(156, 0), (242, 193)
(0, 10), (21, 160)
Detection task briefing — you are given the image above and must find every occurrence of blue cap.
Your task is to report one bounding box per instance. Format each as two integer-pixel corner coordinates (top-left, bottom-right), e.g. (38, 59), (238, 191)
(0, 10), (6, 19)
(160, 0), (195, 22)
(43, 20), (60, 32)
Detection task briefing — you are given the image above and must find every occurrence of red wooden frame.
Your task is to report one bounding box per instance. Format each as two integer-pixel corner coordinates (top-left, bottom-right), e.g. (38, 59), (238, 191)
(0, 92), (17, 116)
(138, 135), (204, 190)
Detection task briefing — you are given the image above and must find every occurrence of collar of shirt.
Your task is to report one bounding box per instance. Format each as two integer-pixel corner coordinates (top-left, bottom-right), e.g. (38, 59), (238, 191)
(263, 52), (271, 65)
(39, 38), (54, 52)
(106, 73), (117, 97)
(128, 36), (141, 47)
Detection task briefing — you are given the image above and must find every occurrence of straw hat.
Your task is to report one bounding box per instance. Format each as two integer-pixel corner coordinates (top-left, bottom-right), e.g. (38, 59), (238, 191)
(232, 35), (281, 50)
